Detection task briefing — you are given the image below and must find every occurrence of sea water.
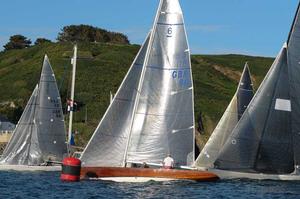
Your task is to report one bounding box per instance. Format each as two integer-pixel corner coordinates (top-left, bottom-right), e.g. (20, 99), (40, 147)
(0, 171), (299, 199)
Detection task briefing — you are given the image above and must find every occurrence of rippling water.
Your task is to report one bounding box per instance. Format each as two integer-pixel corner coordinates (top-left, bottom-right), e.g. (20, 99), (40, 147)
(0, 171), (299, 199)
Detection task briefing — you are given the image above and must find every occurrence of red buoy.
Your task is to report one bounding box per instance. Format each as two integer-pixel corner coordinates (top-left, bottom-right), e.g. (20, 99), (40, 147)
(61, 157), (81, 182)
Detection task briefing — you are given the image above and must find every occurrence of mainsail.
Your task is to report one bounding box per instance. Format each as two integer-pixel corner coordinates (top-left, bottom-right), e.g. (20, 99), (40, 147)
(35, 55), (68, 161)
(214, 2), (300, 175)
(237, 63), (254, 120)
(0, 55), (67, 165)
(195, 63), (254, 168)
(81, 0), (194, 167)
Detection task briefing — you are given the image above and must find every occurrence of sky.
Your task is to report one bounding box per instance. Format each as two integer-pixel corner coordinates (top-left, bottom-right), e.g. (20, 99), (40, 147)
(0, 0), (299, 57)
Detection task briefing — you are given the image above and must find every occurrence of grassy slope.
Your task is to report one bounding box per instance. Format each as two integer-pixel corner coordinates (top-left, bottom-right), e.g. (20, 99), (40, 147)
(0, 42), (274, 147)
(192, 54), (273, 146)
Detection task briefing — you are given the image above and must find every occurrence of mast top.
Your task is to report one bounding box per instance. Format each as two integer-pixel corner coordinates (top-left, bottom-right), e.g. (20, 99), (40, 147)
(287, 1), (300, 45)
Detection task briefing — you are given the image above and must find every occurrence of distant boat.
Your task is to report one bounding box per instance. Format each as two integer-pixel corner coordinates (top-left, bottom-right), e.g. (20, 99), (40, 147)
(204, 2), (300, 180)
(0, 55), (68, 170)
(195, 63), (254, 168)
(79, 0), (218, 182)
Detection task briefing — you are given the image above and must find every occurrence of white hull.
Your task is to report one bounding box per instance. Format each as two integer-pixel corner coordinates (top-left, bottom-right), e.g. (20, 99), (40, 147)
(200, 168), (300, 181)
(0, 165), (61, 171)
(90, 177), (179, 183)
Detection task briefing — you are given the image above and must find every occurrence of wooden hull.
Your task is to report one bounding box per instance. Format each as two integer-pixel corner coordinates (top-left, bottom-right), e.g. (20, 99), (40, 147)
(81, 167), (219, 182)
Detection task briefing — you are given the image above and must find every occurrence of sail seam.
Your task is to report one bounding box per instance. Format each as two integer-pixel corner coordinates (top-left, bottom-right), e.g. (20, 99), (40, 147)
(39, 80), (56, 83)
(146, 65), (190, 70)
(134, 112), (192, 116)
(134, 63), (144, 66)
(157, 22), (184, 26)
(113, 98), (135, 103)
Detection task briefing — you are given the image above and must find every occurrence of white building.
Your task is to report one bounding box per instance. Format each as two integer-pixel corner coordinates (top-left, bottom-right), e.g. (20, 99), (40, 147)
(0, 116), (15, 143)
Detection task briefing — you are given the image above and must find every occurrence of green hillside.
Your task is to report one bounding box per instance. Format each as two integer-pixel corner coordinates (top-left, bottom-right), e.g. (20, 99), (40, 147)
(0, 42), (274, 147)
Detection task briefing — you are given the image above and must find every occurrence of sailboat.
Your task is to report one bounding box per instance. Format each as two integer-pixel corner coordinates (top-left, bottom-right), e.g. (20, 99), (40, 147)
(79, 0), (218, 182)
(0, 55), (68, 171)
(199, 2), (300, 180)
(195, 63), (254, 169)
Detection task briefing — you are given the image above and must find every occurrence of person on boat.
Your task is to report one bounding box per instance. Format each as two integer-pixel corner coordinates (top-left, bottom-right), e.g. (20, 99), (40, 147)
(295, 165), (300, 175)
(162, 154), (174, 169)
(45, 157), (53, 166)
(142, 162), (149, 168)
(40, 158), (52, 166)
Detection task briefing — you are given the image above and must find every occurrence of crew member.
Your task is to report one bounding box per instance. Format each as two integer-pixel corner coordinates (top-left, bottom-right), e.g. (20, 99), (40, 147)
(162, 154), (174, 169)
(142, 162), (149, 168)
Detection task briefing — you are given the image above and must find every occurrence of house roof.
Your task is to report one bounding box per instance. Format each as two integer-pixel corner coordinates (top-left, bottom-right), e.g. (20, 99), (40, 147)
(0, 115), (9, 122)
(0, 115), (15, 131)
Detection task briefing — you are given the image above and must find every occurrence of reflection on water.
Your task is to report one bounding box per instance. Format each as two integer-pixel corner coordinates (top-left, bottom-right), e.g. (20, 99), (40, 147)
(0, 171), (299, 199)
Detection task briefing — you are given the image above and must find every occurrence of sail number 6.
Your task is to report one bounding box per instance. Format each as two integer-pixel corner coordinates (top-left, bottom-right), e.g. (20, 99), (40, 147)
(167, 27), (173, 38)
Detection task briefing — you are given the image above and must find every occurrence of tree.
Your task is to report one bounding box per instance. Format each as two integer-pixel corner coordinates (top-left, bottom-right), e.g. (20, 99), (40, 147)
(0, 105), (23, 124)
(34, 38), (52, 45)
(3, 35), (31, 50)
(57, 25), (130, 44)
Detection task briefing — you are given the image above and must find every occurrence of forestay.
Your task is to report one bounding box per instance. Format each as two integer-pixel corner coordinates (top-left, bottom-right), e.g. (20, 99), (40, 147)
(195, 63), (254, 168)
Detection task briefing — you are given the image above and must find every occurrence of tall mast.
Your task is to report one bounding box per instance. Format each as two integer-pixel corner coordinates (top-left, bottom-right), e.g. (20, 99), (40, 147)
(68, 44), (77, 147)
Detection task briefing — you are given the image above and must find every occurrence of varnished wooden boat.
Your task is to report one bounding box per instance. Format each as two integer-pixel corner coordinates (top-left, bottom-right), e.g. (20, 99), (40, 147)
(80, 167), (219, 182)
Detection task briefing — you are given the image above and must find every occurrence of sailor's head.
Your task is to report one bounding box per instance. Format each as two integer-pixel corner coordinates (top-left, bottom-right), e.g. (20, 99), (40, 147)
(167, 153), (171, 157)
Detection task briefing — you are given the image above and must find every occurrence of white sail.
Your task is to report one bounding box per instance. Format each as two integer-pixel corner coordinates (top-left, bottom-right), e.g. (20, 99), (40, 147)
(195, 63), (254, 168)
(81, 0), (194, 167)
(80, 34), (151, 167)
(0, 55), (67, 165)
(195, 95), (238, 168)
(35, 55), (68, 161)
(126, 0), (194, 166)
(0, 85), (41, 165)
